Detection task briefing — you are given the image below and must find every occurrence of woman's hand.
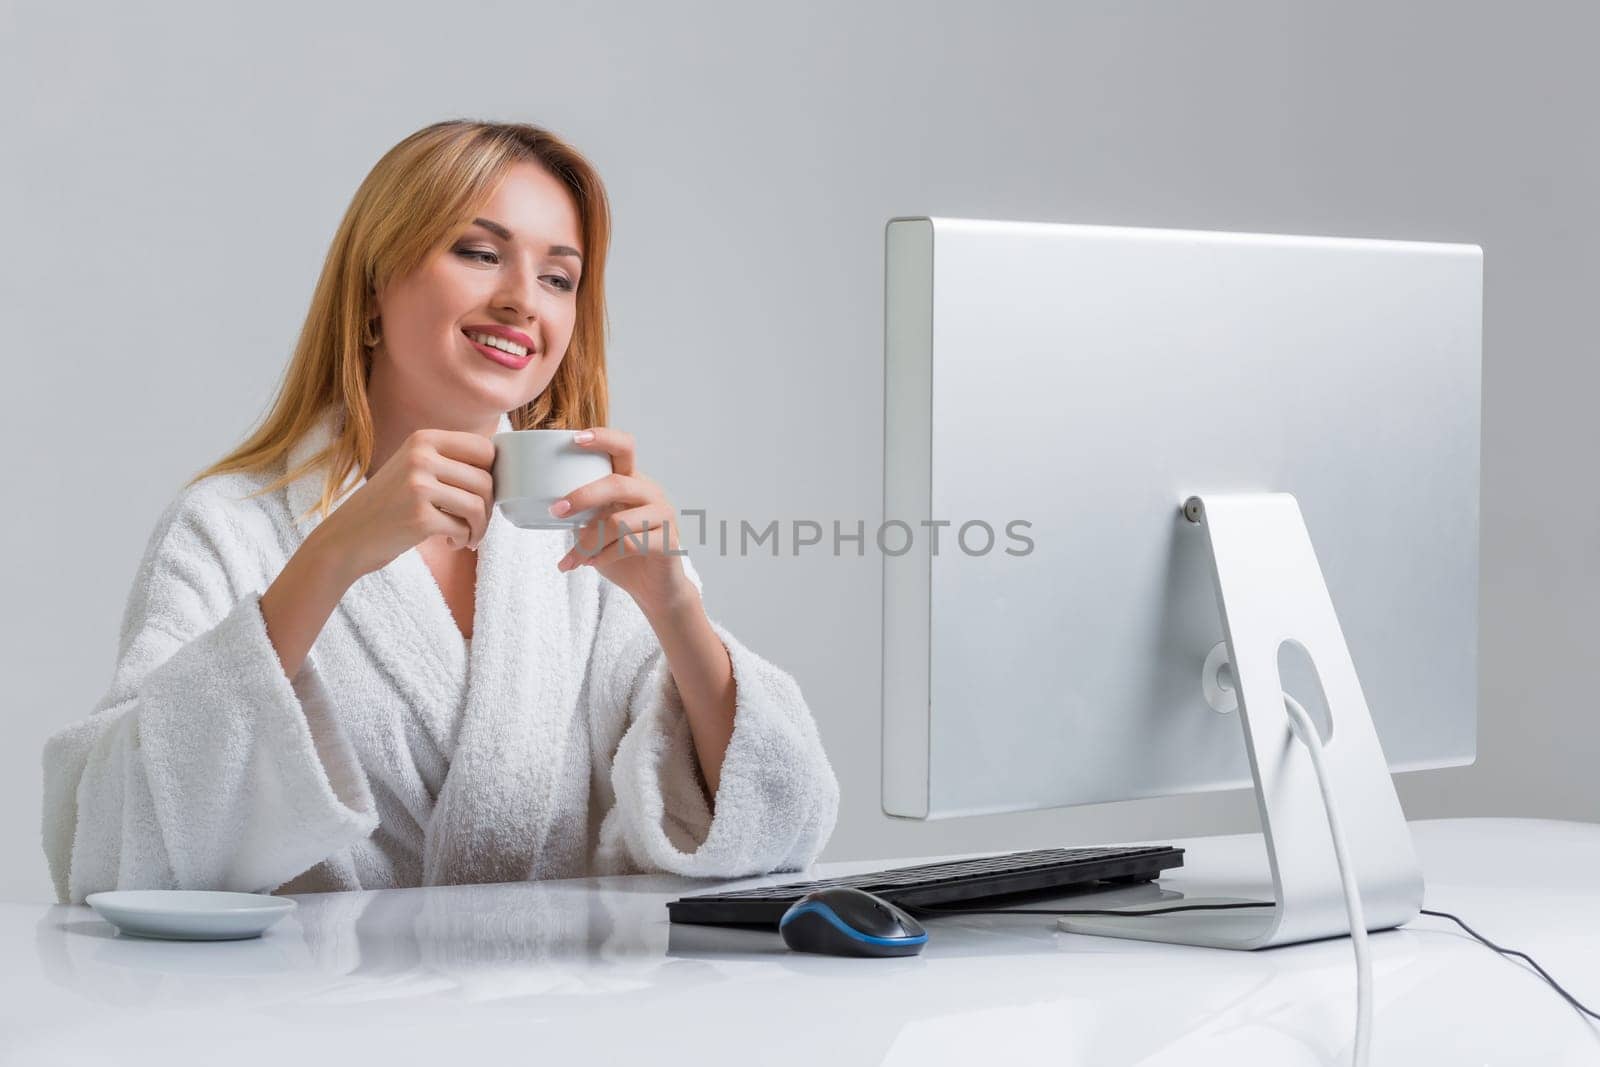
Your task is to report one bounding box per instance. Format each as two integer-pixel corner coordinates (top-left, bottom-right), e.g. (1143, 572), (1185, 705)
(552, 427), (696, 616)
(320, 428), (496, 581)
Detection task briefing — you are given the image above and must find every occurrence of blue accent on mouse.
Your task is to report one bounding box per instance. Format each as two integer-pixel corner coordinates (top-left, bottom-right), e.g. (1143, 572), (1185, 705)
(779, 887), (929, 957)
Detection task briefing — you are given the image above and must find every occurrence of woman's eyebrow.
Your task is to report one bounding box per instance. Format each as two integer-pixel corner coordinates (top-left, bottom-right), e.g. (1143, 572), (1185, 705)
(471, 217), (582, 262)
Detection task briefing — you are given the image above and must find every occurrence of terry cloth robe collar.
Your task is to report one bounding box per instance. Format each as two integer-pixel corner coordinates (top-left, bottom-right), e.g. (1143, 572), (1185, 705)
(284, 404), (582, 887)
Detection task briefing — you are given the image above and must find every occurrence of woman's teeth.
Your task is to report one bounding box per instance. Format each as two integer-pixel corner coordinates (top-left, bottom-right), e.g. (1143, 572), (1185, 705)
(467, 331), (529, 357)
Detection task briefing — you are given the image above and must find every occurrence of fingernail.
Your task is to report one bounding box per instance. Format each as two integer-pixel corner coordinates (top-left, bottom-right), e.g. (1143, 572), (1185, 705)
(573, 430), (594, 444)
(548, 499), (572, 517)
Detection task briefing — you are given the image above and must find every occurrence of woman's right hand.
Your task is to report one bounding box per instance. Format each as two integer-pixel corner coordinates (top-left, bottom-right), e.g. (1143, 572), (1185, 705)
(316, 428), (497, 581)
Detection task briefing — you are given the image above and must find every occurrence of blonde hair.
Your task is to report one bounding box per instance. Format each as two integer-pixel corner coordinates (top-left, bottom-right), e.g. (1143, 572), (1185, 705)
(187, 118), (612, 525)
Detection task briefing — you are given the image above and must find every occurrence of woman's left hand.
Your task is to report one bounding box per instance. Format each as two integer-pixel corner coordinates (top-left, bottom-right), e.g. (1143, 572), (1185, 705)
(552, 427), (696, 615)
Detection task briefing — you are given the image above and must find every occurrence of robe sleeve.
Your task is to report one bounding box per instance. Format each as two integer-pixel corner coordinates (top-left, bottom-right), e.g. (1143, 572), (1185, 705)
(595, 554), (840, 879)
(39, 495), (380, 904)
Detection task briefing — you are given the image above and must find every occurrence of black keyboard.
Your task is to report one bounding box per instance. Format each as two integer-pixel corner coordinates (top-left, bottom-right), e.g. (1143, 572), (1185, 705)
(666, 844), (1185, 927)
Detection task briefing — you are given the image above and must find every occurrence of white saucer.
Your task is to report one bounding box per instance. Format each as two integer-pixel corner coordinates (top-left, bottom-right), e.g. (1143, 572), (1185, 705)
(85, 890), (297, 941)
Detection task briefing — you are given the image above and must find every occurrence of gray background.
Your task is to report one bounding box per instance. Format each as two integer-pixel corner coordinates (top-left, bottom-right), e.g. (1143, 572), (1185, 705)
(3, 0), (1593, 905)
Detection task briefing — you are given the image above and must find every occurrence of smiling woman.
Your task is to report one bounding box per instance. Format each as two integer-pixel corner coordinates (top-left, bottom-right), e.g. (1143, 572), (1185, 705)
(228, 122), (615, 500)
(361, 161), (591, 466)
(39, 119), (841, 904)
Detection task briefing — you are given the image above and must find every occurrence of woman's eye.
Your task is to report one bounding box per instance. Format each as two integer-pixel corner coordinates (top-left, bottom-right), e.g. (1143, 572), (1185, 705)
(454, 248), (574, 292)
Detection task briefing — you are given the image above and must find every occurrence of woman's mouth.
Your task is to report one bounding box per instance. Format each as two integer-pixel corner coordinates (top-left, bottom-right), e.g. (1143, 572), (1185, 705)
(464, 330), (533, 369)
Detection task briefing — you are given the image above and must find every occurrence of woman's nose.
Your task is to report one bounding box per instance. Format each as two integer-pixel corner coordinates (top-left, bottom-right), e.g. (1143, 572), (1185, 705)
(495, 264), (543, 323)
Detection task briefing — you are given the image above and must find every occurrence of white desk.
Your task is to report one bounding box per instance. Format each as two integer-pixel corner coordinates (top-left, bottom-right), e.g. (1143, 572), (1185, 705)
(5, 818), (1597, 1065)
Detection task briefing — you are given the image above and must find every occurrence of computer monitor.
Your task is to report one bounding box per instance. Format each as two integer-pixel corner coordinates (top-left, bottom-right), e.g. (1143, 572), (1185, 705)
(881, 216), (1482, 949)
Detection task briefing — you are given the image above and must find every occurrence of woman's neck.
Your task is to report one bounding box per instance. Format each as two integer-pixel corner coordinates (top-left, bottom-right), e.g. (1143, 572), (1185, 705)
(365, 357), (500, 476)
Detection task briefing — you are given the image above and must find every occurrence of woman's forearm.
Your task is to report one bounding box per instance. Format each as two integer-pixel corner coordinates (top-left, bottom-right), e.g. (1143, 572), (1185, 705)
(641, 590), (737, 803)
(259, 528), (356, 682)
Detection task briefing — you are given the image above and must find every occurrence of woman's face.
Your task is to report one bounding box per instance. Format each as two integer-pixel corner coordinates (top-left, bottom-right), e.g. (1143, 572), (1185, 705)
(371, 161), (584, 421)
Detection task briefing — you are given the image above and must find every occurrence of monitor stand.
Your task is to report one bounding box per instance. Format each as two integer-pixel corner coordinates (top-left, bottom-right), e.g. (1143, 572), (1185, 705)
(1058, 492), (1424, 950)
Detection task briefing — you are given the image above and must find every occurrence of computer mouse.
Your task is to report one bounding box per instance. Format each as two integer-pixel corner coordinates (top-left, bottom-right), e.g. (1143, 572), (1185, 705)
(778, 887), (928, 957)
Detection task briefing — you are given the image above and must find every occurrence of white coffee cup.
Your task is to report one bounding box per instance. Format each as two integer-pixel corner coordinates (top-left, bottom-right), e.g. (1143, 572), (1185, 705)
(492, 429), (614, 529)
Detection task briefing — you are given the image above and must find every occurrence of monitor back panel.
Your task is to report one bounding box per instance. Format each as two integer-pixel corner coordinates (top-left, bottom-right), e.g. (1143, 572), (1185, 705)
(882, 216), (1482, 819)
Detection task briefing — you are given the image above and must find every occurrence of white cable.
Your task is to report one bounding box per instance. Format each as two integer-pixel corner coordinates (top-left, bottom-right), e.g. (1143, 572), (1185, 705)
(1282, 693), (1372, 1067)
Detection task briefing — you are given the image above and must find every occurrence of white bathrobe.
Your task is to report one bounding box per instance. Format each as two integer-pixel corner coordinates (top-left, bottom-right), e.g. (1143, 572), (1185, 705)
(40, 405), (840, 905)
